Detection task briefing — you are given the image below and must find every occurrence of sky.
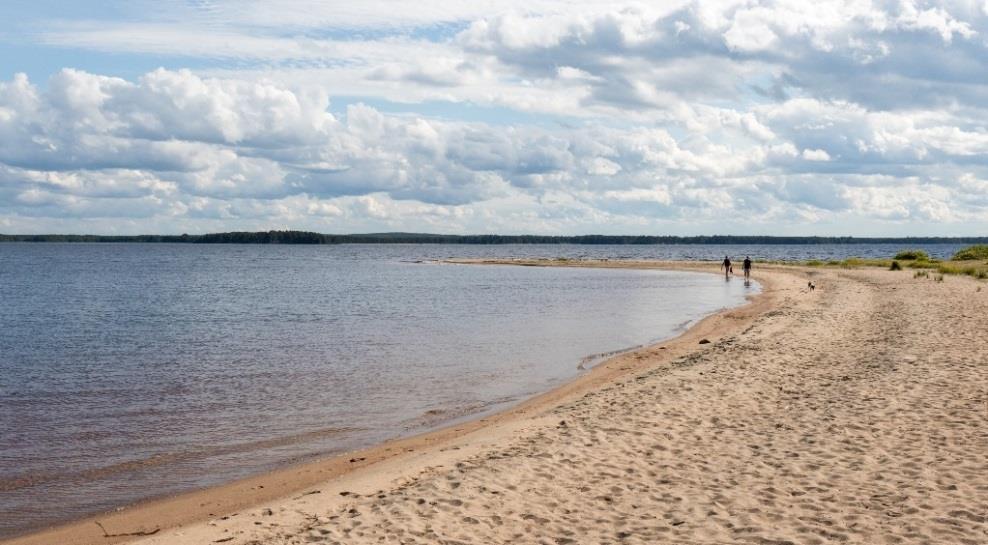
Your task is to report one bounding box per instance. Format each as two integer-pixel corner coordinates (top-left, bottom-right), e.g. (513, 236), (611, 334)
(2, 0), (988, 235)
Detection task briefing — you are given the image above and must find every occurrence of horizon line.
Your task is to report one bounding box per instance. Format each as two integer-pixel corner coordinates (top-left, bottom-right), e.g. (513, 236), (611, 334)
(3, 231), (988, 244)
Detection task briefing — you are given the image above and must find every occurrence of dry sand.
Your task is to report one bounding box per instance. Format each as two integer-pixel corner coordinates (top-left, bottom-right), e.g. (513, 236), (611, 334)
(7, 262), (987, 545)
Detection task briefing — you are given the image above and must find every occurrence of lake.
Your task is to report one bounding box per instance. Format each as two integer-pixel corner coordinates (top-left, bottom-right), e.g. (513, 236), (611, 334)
(0, 243), (770, 537)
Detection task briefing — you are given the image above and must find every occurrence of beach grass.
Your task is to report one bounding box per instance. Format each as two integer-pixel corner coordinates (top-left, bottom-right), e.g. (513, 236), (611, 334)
(763, 246), (988, 280)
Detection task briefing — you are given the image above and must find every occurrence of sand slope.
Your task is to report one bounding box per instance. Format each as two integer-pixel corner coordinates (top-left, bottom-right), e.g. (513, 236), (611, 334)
(15, 264), (988, 545)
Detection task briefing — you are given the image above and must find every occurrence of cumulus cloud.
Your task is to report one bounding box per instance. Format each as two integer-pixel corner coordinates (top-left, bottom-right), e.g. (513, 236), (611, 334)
(2, 1), (988, 234)
(802, 149), (832, 161)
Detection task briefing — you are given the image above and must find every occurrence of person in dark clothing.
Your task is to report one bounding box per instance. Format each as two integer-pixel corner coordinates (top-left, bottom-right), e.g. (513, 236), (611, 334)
(743, 256), (752, 279)
(721, 256), (732, 279)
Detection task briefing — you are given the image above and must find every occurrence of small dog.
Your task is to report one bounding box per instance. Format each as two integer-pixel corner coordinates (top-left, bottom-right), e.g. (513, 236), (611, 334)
(807, 281), (816, 291)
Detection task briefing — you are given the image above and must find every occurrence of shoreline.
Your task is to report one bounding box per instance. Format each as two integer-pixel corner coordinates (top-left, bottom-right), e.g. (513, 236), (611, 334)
(3, 261), (781, 545)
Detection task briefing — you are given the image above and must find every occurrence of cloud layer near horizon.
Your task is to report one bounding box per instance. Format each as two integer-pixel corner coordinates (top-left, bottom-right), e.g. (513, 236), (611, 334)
(2, 0), (988, 235)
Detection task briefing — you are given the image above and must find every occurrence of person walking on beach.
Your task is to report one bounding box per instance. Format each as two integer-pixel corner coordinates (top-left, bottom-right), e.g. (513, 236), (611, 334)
(721, 255), (732, 279)
(743, 256), (752, 280)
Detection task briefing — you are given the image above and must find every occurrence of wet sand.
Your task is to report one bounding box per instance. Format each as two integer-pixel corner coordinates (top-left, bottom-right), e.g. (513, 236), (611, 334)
(7, 261), (987, 545)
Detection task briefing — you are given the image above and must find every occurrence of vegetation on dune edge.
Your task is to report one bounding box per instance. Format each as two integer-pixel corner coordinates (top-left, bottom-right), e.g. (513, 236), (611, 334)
(893, 249), (930, 261)
(775, 244), (988, 280)
(952, 244), (988, 260)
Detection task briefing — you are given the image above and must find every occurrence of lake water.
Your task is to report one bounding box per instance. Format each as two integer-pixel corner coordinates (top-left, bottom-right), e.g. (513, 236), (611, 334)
(0, 241), (965, 537)
(0, 243), (766, 538)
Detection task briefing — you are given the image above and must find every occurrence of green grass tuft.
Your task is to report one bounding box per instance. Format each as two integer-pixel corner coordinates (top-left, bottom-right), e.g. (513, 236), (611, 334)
(936, 262), (988, 279)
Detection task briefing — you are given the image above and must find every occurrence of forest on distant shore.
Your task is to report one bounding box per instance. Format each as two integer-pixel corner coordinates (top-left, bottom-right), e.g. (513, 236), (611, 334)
(2, 231), (988, 245)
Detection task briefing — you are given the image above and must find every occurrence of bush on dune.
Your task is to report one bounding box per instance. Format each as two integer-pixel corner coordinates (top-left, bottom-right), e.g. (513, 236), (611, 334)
(894, 249), (930, 261)
(952, 245), (988, 261)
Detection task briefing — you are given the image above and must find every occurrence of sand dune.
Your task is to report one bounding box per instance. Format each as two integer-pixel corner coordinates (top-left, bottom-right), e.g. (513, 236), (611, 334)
(9, 263), (987, 545)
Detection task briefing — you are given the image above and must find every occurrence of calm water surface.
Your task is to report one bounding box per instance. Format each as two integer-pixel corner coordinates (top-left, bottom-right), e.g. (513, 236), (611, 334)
(0, 243), (767, 537)
(2, 241), (966, 536)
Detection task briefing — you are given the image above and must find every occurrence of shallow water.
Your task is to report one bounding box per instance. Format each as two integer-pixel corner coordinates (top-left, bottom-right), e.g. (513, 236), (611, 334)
(0, 243), (763, 537)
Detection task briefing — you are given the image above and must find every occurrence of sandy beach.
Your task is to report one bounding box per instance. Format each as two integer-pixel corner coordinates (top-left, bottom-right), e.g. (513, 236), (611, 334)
(7, 261), (987, 545)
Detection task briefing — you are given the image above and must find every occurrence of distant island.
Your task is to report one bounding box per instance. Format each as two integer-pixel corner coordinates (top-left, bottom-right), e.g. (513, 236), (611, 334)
(2, 231), (988, 245)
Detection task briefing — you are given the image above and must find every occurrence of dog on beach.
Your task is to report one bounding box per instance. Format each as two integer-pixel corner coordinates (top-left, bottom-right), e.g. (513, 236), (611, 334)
(808, 281), (815, 291)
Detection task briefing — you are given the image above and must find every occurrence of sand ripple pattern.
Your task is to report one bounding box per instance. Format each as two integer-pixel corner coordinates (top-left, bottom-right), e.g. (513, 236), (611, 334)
(142, 268), (988, 545)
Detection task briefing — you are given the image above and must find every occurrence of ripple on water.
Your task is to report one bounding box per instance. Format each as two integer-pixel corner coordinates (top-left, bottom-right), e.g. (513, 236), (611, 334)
(0, 243), (760, 537)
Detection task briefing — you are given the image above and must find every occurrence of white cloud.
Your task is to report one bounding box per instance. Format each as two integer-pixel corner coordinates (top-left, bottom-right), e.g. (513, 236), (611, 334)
(3, 2), (988, 234)
(802, 148), (831, 161)
(895, 1), (976, 43)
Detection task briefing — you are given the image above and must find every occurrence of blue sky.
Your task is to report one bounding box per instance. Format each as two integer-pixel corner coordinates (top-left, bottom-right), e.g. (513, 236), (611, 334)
(2, 1), (988, 235)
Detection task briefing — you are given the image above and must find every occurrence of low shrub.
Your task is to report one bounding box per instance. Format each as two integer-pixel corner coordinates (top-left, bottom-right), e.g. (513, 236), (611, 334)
(890, 261), (902, 271)
(894, 249), (929, 260)
(952, 244), (988, 261)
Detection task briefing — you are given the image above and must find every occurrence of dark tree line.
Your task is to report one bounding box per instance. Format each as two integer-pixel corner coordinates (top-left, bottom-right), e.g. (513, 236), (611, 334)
(2, 231), (987, 245)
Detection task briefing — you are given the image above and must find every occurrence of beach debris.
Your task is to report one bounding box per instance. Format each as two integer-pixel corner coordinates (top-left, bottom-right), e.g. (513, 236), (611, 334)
(94, 521), (160, 538)
(213, 538), (234, 543)
(698, 339), (711, 344)
(558, 420), (567, 427)
(349, 457), (366, 463)
(261, 508), (273, 516)
(293, 490), (321, 499)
